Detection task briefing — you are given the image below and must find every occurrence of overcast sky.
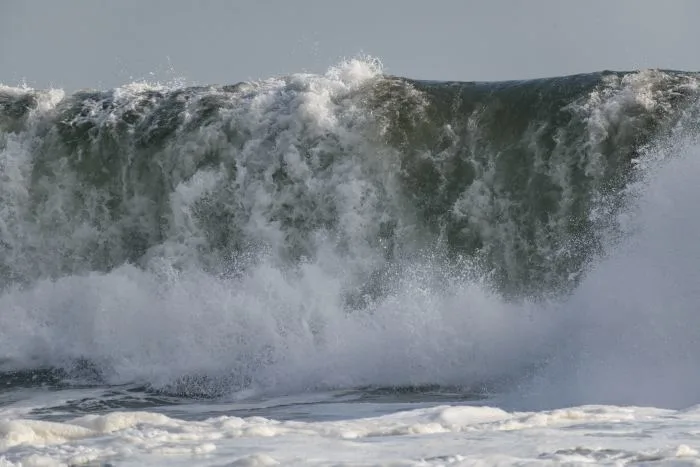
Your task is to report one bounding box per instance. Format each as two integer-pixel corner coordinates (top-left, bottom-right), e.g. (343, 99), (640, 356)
(2, 0), (699, 91)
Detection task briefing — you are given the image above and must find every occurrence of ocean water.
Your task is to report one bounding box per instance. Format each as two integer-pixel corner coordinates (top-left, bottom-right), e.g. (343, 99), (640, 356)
(3, 59), (700, 465)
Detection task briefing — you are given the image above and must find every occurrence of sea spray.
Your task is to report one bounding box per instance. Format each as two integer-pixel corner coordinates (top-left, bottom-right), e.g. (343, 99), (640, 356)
(1, 60), (699, 398)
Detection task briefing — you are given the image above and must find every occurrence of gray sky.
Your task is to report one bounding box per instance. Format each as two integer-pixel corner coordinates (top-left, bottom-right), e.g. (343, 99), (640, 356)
(2, 0), (699, 91)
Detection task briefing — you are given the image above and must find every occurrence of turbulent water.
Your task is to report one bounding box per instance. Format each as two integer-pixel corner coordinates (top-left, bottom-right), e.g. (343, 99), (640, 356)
(3, 59), (700, 465)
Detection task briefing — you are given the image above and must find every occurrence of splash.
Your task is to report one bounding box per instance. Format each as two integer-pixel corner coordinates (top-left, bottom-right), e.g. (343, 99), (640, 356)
(1, 60), (700, 403)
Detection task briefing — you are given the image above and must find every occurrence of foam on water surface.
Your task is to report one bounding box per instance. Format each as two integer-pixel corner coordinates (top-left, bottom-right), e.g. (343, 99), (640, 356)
(2, 404), (700, 466)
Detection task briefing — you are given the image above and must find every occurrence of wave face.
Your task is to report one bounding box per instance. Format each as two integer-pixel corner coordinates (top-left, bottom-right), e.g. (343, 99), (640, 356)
(2, 60), (700, 401)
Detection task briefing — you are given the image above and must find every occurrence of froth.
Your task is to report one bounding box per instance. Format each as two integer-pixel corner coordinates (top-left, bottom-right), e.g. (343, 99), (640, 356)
(0, 258), (557, 395)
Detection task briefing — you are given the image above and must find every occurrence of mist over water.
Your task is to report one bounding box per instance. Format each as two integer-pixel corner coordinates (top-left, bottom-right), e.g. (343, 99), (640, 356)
(527, 139), (700, 409)
(2, 59), (700, 409)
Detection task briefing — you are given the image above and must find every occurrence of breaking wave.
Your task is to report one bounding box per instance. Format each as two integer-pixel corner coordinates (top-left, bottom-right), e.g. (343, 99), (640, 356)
(2, 59), (700, 405)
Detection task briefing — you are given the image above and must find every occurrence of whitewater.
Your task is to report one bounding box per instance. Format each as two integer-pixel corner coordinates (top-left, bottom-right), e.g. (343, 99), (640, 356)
(2, 58), (700, 465)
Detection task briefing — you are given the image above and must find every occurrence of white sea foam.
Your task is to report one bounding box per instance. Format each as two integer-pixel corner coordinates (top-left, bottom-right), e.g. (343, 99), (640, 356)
(0, 259), (558, 394)
(2, 404), (699, 465)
